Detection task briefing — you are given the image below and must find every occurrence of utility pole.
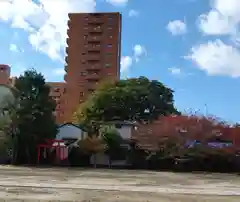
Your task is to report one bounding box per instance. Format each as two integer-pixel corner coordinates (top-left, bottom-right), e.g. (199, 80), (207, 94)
(204, 104), (208, 116)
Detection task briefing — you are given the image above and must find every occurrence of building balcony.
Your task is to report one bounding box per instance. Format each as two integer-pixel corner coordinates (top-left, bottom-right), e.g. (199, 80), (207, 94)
(87, 85), (96, 93)
(87, 17), (104, 24)
(67, 28), (70, 37)
(64, 65), (68, 72)
(86, 73), (100, 81)
(85, 64), (101, 70)
(87, 45), (101, 51)
(65, 56), (68, 64)
(87, 54), (101, 61)
(64, 74), (67, 82)
(87, 36), (101, 42)
(65, 47), (68, 55)
(88, 26), (102, 33)
(87, 80), (99, 89)
(87, 88), (95, 94)
(66, 38), (69, 46)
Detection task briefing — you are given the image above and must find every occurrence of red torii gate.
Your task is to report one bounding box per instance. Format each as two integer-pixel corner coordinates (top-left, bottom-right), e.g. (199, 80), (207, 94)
(37, 139), (66, 165)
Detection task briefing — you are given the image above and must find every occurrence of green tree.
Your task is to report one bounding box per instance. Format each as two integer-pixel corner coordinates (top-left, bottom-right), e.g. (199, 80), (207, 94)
(100, 125), (124, 167)
(0, 116), (11, 158)
(77, 135), (106, 168)
(74, 77), (178, 125)
(0, 90), (18, 159)
(11, 69), (58, 164)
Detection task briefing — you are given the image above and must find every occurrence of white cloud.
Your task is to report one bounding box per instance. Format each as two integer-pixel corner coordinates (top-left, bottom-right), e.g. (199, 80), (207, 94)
(198, 11), (236, 35)
(106, 0), (128, 6)
(168, 67), (181, 75)
(186, 0), (240, 78)
(198, 0), (240, 36)
(166, 20), (187, 35)
(186, 39), (240, 78)
(128, 9), (139, 17)
(52, 68), (65, 76)
(9, 44), (18, 52)
(0, 0), (96, 61)
(120, 56), (132, 73)
(133, 44), (146, 62)
(120, 44), (146, 74)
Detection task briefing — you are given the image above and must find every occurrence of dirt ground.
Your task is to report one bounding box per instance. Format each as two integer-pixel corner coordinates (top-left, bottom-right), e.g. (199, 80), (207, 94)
(0, 166), (239, 201)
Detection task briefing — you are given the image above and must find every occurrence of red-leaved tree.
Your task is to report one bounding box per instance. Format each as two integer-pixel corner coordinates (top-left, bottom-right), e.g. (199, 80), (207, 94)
(152, 115), (235, 158)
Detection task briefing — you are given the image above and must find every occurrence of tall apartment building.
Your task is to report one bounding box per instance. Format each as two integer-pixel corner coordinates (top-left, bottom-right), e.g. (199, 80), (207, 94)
(63, 12), (122, 123)
(0, 64), (11, 85)
(0, 12), (122, 124)
(47, 82), (66, 123)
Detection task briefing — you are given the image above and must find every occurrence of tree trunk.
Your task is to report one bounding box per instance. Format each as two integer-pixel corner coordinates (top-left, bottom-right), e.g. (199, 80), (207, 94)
(25, 147), (30, 165)
(108, 156), (112, 168)
(11, 137), (18, 165)
(93, 153), (97, 168)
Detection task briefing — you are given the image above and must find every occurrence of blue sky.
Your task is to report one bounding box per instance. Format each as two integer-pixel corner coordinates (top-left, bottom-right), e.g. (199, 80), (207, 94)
(0, 0), (240, 123)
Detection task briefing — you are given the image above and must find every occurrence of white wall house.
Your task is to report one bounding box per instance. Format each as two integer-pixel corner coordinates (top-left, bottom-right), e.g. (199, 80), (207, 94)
(53, 123), (88, 160)
(90, 121), (135, 166)
(101, 121), (135, 140)
(54, 122), (135, 166)
(55, 123), (87, 141)
(115, 124), (132, 140)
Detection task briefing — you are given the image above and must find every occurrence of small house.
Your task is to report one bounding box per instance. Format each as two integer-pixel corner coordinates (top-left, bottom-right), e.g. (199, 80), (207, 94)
(56, 122), (88, 143)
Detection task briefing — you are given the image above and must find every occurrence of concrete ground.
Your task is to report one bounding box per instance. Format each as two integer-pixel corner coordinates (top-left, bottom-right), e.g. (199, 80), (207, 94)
(0, 166), (239, 201)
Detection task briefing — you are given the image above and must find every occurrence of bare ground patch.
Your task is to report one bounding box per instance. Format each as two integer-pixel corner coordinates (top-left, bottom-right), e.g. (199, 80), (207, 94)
(0, 166), (239, 201)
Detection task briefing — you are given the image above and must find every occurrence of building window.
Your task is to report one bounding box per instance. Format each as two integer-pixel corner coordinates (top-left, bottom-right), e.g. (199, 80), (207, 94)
(88, 89), (94, 93)
(92, 44), (100, 48)
(84, 35), (88, 39)
(80, 71), (87, 76)
(82, 60), (86, 64)
(54, 88), (60, 92)
(84, 17), (88, 20)
(107, 44), (112, 48)
(80, 92), (84, 97)
(108, 27), (113, 30)
(84, 27), (88, 30)
(109, 35), (113, 39)
(108, 17), (113, 20)
(94, 26), (101, 30)
(105, 63), (111, 68)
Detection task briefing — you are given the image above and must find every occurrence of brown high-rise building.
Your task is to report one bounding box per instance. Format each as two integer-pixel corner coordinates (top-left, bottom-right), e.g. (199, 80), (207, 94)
(0, 12), (122, 124)
(63, 12), (122, 123)
(0, 64), (11, 85)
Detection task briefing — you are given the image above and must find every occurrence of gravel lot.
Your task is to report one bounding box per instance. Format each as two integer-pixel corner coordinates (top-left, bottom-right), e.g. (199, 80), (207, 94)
(0, 166), (239, 201)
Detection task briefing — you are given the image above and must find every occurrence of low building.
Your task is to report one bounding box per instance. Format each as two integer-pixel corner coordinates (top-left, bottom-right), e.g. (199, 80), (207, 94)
(90, 121), (136, 167)
(56, 123), (87, 143)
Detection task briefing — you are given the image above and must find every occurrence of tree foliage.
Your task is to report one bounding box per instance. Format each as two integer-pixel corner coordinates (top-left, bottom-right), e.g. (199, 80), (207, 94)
(0, 87), (18, 157)
(157, 115), (225, 141)
(77, 135), (105, 154)
(73, 77), (179, 125)
(153, 115), (235, 159)
(77, 135), (105, 168)
(11, 69), (58, 164)
(100, 125), (125, 162)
